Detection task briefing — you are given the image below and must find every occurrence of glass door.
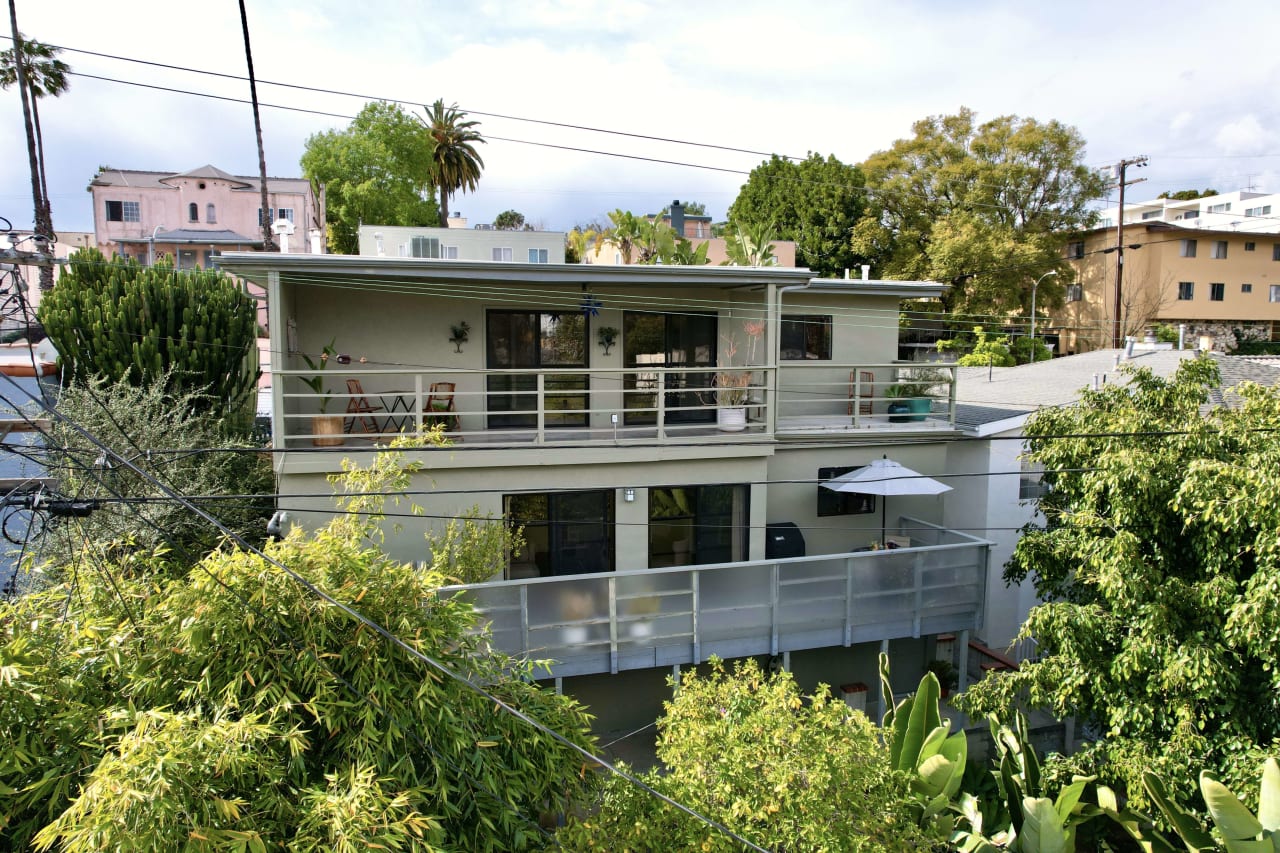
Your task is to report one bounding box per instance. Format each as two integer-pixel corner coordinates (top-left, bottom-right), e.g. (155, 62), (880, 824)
(623, 311), (716, 425)
(487, 310), (588, 429)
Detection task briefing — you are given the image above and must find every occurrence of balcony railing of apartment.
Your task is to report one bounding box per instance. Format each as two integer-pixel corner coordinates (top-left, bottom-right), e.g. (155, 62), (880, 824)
(275, 363), (958, 447)
(441, 517), (988, 679)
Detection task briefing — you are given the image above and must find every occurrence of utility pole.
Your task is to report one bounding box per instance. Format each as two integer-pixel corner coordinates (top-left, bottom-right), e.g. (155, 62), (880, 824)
(1111, 155), (1148, 348)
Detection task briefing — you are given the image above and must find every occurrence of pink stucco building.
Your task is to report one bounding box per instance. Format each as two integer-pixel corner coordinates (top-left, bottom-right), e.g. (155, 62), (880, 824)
(88, 165), (323, 267)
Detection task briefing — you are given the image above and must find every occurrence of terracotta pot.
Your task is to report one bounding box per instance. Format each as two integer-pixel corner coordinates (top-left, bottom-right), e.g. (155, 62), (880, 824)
(311, 414), (345, 446)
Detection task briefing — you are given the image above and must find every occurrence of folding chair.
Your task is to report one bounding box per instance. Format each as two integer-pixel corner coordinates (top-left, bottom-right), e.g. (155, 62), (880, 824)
(848, 370), (875, 418)
(425, 382), (460, 432)
(345, 378), (384, 433)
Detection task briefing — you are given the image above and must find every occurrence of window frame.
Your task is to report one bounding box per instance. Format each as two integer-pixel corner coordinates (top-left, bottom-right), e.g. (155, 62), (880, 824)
(188, 202), (199, 223)
(1211, 240), (1228, 259)
(1243, 283), (1253, 294)
(1209, 282), (1225, 302)
(1180, 239), (1197, 258)
(1177, 281), (1195, 301)
(492, 247), (513, 262)
(206, 203), (217, 224)
(528, 248), (549, 264)
(1271, 285), (1280, 303)
(780, 315), (833, 361)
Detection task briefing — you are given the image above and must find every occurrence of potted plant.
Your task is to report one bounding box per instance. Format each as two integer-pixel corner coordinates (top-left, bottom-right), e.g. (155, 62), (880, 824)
(887, 367), (947, 421)
(448, 321), (470, 353)
(713, 320), (764, 431)
(926, 658), (959, 698)
(596, 325), (618, 356)
(300, 339), (345, 446)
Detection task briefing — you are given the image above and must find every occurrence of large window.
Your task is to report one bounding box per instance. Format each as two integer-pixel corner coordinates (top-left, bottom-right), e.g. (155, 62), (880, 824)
(1180, 239), (1197, 258)
(648, 485), (748, 567)
(622, 311), (716, 425)
(486, 310), (588, 428)
(780, 315), (832, 360)
(105, 200), (140, 222)
(817, 466), (876, 517)
(1210, 282), (1225, 301)
(409, 236), (441, 258)
(506, 490), (613, 579)
(528, 248), (549, 263)
(1178, 281), (1195, 301)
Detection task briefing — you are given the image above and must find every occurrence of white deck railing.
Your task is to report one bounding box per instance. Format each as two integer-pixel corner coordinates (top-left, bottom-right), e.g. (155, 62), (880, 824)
(442, 517), (988, 678)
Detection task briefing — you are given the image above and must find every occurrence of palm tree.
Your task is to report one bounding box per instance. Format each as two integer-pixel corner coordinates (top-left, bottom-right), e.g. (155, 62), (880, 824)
(422, 100), (485, 228)
(1, 24), (68, 290)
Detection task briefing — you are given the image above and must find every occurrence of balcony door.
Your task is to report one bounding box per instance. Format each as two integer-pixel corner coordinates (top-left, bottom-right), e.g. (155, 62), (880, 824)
(648, 485), (748, 567)
(506, 490), (614, 579)
(486, 310), (588, 429)
(623, 311), (716, 425)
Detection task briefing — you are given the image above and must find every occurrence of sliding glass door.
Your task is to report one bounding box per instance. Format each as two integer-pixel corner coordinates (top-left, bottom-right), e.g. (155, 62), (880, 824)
(505, 490), (614, 579)
(622, 311), (716, 425)
(487, 310), (588, 429)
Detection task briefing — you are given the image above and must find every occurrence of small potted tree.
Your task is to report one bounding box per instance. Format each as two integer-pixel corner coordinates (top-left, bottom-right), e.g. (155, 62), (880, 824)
(926, 658), (959, 698)
(887, 367), (947, 422)
(300, 340), (345, 446)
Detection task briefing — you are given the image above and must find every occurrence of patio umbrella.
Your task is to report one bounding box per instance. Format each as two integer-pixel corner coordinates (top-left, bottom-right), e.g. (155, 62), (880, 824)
(821, 456), (952, 543)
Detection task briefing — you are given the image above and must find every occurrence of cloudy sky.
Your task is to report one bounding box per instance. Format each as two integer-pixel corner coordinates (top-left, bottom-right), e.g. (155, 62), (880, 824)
(3, 0), (1278, 237)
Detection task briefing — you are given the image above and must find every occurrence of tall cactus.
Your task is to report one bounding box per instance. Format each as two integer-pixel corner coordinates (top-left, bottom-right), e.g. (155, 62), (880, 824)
(39, 248), (261, 422)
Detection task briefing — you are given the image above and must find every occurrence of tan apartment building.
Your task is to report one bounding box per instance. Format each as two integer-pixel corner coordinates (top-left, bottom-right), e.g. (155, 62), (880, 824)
(1054, 190), (1280, 353)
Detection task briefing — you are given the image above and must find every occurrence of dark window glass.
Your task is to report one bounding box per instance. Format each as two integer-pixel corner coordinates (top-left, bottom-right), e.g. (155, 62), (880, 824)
(105, 200), (123, 222)
(648, 485), (748, 567)
(188, 202), (198, 222)
(817, 466), (876, 517)
(622, 311), (716, 425)
(506, 490), (613, 578)
(780, 315), (832, 360)
(486, 310), (587, 428)
(1210, 282), (1225, 301)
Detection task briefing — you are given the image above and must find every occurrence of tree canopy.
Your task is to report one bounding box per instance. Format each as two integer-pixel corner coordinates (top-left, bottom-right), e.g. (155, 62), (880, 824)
(1158, 188), (1219, 200)
(493, 209), (527, 230)
(851, 107), (1107, 319)
(300, 101), (438, 254)
(729, 153), (867, 277)
(423, 99), (485, 227)
(1, 446), (597, 850)
(961, 357), (1280, 805)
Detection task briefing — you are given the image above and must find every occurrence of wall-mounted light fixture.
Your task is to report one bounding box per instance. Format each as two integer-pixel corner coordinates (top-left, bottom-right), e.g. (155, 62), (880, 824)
(623, 488), (636, 503)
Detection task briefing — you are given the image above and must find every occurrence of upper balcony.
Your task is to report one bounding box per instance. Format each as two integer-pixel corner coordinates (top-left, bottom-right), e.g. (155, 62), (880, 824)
(273, 362), (959, 450)
(442, 517), (989, 679)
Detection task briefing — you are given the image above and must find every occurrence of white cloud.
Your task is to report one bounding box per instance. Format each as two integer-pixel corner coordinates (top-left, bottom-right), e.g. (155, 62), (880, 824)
(1215, 115), (1268, 157)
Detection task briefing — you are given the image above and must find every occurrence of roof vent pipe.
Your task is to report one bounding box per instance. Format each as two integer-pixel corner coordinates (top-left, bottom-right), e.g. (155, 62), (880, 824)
(844, 268), (850, 279)
(861, 264), (871, 281)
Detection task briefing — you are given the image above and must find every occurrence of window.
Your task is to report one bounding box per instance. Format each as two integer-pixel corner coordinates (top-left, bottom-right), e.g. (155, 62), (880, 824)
(817, 466), (876, 517)
(1180, 239), (1197, 258)
(1098, 218), (1113, 228)
(441, 245), (458, 260)
(1246, 205), (1272, 217)
(1210, 282), (1225, 301)
(1272, 285), (1280, 303)
(1212, 241), (1228, 259)
(505, 491), (613, 579)
(1065, 240), (1085, 260)
(528, 248), (549, 263)
(486, 310), (588, 429)
(1067, 284), (1083, 302)
(1246, 242), (1256, 251)
(277, 207), (294, 222)
(1141, 210), (1162, 220)
(1243, 283), (1253, 294)
(1178, 281), (1195, 300)
(1020, 459), (1049, 501)
(649, 485), (749, 566)
(105, 200), (140, 222)
(206, 203), (216, 224)
(1208, 202), (1232, 213)
(188, 202), (198, 222)
(492, 247), (513, 262)
(780, 315), (832, 360)
(258, 208), (272, 225)
(410, 236), (441, 258)
(1273, 244), (1280, 261)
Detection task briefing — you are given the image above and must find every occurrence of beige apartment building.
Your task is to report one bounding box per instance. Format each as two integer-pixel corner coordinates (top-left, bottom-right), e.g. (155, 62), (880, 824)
(1054, 190), (1280, 353)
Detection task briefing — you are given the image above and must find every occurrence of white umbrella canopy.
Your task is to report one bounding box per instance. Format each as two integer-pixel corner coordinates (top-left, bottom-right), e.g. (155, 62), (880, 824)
(821, 457), (952, 541)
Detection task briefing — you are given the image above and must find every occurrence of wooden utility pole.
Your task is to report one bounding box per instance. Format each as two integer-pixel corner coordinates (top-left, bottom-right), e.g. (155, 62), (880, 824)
(1111, 155), (1148, 348)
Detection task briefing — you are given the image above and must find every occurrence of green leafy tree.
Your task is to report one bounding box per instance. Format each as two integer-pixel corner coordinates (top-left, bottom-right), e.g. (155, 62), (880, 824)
(0, 32), (69, 290)
(1158, 189), (1219, 201)
(558, 657), (922, 851)
(721, 220), (778, 267)
(301, 101), (438, 254)
(960, 358), (1280, 806)
(851, 108), (1106, 319)
(38, 249), (261, 420)
(729, 152), (867, 277)
(493, 209), (527, 230)
(422, 99), (485, 227)
(2, 447), (597, 850)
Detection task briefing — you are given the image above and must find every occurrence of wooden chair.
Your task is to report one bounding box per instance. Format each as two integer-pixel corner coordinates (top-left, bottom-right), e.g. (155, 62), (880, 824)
(848, 370), (876, 418)
(345, 378), (384, 433)
(425, 382), (459, 432)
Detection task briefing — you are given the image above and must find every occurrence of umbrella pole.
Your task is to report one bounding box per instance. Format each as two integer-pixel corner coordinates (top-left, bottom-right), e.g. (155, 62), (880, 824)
(881, 498), (887, 544)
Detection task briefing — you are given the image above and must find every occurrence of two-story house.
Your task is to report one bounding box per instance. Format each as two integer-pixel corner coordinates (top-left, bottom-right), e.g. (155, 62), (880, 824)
(88, 165), (323, 267)
(218, 252), (989, 732)
(1054, 190), (1280, 354)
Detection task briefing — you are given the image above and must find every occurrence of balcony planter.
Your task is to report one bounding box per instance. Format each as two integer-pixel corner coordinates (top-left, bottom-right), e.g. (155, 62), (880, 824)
(717, 406), (748, 432)
(311, 414), (345, 446)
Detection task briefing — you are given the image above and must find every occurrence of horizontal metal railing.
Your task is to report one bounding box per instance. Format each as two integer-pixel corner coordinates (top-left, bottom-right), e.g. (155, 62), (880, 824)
(442, 517), (988, 678)
(273, 363), (958, 447)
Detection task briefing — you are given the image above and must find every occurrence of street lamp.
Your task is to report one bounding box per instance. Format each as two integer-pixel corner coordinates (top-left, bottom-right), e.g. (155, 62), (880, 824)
(148, 224), (167, 266)
(1030, 270), (1057, 362)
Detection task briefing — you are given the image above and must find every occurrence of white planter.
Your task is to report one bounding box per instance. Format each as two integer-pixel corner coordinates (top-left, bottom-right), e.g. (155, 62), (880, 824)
(717, 407), (747, 432)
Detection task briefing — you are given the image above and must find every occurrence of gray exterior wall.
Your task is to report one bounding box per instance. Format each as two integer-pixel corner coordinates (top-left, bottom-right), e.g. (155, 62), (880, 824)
(357, 225), (565, 263)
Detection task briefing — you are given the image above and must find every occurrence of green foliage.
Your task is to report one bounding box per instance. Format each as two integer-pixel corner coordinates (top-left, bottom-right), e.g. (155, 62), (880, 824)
(559, 656), (921, 851)
(941, 327), (1018, 367)
(299, 338), (338, 413)
(852, 108), (1105, 318)
(39, 373), (273, 563)
(38, 248), (261, 421)
(1146, 758), (1280, 853)
(1011, 334), (1054, 365)
(2, 449), (597, 850)
(1156, 324), (1181, 344)
(493, 209), (527, 230)
(729, 152), (867, 277)
(423, 99), (485, 227)
(720, 220), (778, 267)
(301, 101), (438, 254)
(1158, 189), (1219, 201)
(960, 357), (1280, 809)
(661, 200), (708, 216)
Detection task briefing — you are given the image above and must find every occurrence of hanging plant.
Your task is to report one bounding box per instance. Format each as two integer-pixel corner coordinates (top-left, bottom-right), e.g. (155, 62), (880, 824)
(448, 321), (470, 353)
(596, 326), (618, 356)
